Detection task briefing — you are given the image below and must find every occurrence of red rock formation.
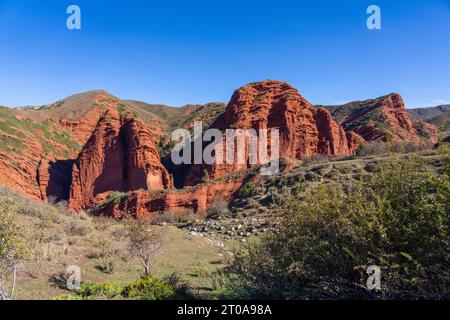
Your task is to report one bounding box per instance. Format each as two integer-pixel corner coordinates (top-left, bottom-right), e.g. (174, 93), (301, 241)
(183, 80), (362, 185)
(413, 120), (439, 144)
(55, 92), (123, 147)
(37, 159), (74, 202)
(338, 94), (438, 143)
(314, 108), (357, 155)
(0, 131), (75, 200)
(68, 109), (125, 210)
(68, 109), (173, 211)
(121, 117), (173, 191)
(346, 131), (367, 153)
(37, 159), (51, 200)
(4, 84), (440, 220)
(0, 114), (79, 200)
(0, 150), (42, 199)
(60, 107), (110, 147)
(94, 180), (243, 220)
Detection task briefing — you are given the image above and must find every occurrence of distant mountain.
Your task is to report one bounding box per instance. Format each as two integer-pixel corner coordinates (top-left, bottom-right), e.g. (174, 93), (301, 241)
(123, 100), (226, 133)
(408, 105), (450, 134)
(408, 105), (450, 120)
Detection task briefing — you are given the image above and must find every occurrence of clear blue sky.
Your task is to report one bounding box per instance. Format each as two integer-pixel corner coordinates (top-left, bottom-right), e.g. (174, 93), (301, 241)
(0, 0), (449, 108)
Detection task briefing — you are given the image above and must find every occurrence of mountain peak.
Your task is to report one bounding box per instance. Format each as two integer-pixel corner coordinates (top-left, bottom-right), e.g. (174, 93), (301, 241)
(324, 93), (437, 143)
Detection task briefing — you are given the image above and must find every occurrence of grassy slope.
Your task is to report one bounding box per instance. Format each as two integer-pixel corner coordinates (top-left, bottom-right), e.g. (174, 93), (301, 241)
(6, 188), (225, 300)
(320, 96), (392, 133)
(408, 105), (450, 121)
(1, 91), (225, 159)
(321, 96), (449, 143)
(324, 100), (449, 139)
(0, 106), (80, 158)
(124, 100), (226, 132)
(408, 105), (450, 138)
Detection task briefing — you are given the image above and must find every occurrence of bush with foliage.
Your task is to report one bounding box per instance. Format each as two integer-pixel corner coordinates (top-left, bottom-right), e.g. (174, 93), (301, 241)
(163, 272), (194, 299)
(90, 236), (119, 275)
(225, 157), (450, 299)
(121, 275), (175, 300)
(239, 182), (257, 198)
(76, 281), (122, 299)
(105, 192), (128, 205)
(54, 275), (189, 300)
(0, 194), (30, 300)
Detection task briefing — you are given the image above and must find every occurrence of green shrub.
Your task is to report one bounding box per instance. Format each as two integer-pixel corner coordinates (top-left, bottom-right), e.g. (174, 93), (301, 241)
(70, 275), (187, 300)
(90, 236), (119, 275)
(76, 281), (122, 299)
(163, 273), (194, 299)
(105, 192), (127, 205)
(239, 183), (257, 198)
(121, 275), (175, 300)
(225, 157), (450, 299)
(0, 194), (30, 299)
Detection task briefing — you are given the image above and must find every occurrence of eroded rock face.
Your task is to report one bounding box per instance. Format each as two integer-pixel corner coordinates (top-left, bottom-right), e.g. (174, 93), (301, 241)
(68, 109), (173, 211)
(0, 131), (78, 200)
(346, 131), (367, 153)
(68, 109), (125, 210)
(121, 117), (174, 191)
(57, 92), (125, 148)
(184, 80), (362, 185)
(0, 150), (43, 199)
(336, 93), (438, 143)
(94, 180), (243, 220)
(314, 108), (358, 155)
(1, 84), (441, 220)
(37, 159), (74, 202)
(60, 107), (110, 147)
(413, 120), (439, 144)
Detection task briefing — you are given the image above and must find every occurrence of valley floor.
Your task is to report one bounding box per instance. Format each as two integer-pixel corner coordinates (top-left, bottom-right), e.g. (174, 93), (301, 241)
(13, 216), (226, 300)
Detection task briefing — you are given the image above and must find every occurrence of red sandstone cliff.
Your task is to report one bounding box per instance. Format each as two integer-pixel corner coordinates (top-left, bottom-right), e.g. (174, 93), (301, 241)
(183, 80), (363, 185)
(0, 84), (442, 220)
(329, 93), (438, 144)
(94, 180), (243, 219)
(37, 159), (74, 202)
(0, 113), (80, 199)
(68, 109), (173, 211)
